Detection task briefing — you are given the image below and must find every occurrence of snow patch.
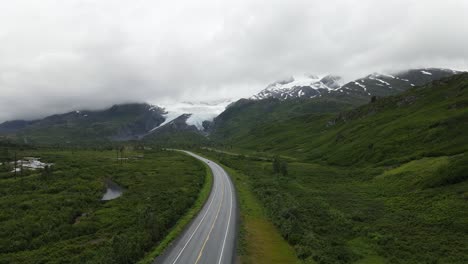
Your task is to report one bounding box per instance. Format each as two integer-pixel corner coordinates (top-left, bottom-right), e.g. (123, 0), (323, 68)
(369, 76), (391, 86)
(354, 81), (367, 91)
(268, 74), (321, 90)
(381, 73), (395, 79)
(421, 70), (432, 75)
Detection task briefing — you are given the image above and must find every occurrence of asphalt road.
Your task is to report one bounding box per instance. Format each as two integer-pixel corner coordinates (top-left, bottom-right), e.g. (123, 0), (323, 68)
(155, 151), (237, 264)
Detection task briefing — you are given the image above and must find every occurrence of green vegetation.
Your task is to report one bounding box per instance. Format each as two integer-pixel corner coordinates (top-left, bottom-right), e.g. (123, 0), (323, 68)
(273, 156), (289, 176)
(197, 151), (300, 264)
(200, 150), (468, 264)
(137, 159), (214, 264)
(200, 74), (468, 263)
(143, 130), (209, 148)
(210, 98), (350, 147)
(227, 165), (300, 264)
(0, 148), (206, 264)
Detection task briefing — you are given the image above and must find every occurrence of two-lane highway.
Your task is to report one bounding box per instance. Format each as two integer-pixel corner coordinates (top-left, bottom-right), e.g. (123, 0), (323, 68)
(155, 151), (237, 264)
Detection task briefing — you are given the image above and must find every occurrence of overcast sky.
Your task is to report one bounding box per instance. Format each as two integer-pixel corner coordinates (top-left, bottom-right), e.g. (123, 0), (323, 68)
(1, 0), (467, 121)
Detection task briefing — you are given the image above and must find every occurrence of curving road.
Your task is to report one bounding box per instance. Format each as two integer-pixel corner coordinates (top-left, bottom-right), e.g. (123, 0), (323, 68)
(155, 151), (237, 264)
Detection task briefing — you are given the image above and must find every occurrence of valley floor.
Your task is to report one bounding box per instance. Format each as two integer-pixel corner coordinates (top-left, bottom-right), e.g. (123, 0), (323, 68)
(0, 149), (207, 264)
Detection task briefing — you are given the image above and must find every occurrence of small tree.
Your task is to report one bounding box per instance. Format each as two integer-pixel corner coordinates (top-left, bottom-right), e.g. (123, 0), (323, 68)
(41, 165), (51, 180)
(273, 156), (281, 174)
(280, 161), (288, 177)
(13, 152), (17, 178)
(120, 146), (124, 165)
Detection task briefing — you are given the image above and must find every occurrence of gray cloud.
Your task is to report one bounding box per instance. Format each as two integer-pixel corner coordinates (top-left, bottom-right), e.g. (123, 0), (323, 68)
(1, 0), (467, 121)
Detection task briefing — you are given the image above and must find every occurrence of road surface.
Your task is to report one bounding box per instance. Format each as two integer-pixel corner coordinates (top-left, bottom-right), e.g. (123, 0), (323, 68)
(155, 151), (237, 264)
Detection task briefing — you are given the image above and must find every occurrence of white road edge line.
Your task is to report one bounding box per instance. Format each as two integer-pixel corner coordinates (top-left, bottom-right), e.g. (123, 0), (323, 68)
(217, 166), (233, 264)
(171, 166), (219, 264)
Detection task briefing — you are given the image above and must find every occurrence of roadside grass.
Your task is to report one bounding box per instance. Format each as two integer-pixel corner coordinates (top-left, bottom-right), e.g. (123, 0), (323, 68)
(196, 151), (301, 264)
(230, 168), (301, 264)
(137, 158), (213, 264)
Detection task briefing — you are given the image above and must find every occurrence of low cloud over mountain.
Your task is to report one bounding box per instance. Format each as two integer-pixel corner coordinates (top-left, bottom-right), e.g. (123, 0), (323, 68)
(1, 0), (467, 122)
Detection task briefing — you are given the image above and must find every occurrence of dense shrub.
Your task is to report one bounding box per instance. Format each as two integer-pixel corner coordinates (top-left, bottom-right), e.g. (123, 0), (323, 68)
(0, 149), (205, 264)
(424, 154), (468, 188)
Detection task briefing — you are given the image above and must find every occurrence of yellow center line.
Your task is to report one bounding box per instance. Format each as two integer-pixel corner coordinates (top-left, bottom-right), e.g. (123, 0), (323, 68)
(194, 180), (225, 264)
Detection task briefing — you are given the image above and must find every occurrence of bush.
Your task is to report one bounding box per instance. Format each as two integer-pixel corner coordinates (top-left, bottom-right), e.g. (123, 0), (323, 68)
(424, 154), (468, 188)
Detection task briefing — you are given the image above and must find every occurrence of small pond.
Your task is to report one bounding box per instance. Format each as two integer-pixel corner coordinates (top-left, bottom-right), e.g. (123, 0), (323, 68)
(101, 179), (124, 201)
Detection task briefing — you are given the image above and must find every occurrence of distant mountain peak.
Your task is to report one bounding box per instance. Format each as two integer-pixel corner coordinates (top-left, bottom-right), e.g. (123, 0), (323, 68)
(320, 75), (344, 89)
(251, 73), (342, 100)
(250, 68), (462, 101)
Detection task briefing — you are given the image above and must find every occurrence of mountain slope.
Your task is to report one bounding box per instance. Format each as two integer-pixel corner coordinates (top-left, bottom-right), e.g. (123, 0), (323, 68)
(200, 73), (468, 264)
(209, 97), (351, 144)
(213, 73), (468, 164)
(210, 68), (462, 146)
(142, 114), (209, 147)
(0, 103), (166, 144)
(313, 73), (468, 165)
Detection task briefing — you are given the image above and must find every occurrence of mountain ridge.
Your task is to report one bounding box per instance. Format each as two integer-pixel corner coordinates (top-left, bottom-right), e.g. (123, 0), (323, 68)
(250, 68), (461, 102)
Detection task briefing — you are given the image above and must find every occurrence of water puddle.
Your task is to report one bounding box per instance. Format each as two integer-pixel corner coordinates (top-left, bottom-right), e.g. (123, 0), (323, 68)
(101, 179), (124, 201)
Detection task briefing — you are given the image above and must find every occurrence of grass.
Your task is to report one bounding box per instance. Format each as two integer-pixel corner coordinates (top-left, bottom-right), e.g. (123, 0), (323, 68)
(198, 148), (468, 263)
(196, 151), (301, 264)
(347, 238), (385, 264)
(137, 154), (213, 264)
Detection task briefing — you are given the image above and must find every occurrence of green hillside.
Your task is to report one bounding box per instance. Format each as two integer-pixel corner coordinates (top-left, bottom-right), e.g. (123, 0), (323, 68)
(201, 73), (468, 263)
(210, 97), (354, 145)
(213, 74), (468, 165)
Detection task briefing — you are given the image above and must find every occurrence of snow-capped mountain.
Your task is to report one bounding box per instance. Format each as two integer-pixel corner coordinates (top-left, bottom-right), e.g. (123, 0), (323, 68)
(250, 68), (461, 101)
(251, 74), (344, 100)
(337, 68), (461, 98)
